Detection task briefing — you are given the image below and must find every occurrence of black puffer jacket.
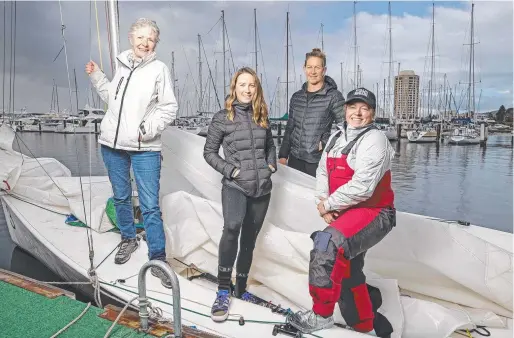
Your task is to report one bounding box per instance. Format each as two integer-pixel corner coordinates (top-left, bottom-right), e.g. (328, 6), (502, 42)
(278, 76), (345, 163)
(203, 102), (277, 197)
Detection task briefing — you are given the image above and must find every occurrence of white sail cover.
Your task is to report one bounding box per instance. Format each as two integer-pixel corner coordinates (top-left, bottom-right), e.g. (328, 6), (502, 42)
(0, 124), (114, 232)
(0, 124), (512, 337)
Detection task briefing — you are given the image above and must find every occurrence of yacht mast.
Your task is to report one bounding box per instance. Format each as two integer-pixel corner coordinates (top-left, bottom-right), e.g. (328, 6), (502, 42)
(353, 1), (357, 88)
(222, 10), (226, 99)
(428, 2), (435, 118)
(254, 9), (258, 74)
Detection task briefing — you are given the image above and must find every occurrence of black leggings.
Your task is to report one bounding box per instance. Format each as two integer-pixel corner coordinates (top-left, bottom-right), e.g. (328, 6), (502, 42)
(217, 185), (271, 292)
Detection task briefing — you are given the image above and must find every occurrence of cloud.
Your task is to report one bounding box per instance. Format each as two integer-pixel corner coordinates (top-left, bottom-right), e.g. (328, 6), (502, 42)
(0, 1), (512, 117)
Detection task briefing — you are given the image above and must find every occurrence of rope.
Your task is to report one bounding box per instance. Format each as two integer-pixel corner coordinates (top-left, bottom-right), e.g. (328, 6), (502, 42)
(49, 302), (92, 338)
(101, 281), (284, 326)
(103, 296), (138, 338)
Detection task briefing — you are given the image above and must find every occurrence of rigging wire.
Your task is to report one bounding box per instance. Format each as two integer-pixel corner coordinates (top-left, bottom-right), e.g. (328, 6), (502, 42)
(205, 16), (221, 36)
(200, 36), (222, 109)
(181, 43), (199, 114)
(223, 19), (236, 75)
(256, 22), (271, 111)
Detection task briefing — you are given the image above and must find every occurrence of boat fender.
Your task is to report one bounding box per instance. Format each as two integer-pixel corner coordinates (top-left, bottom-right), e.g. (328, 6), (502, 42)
(239, 316), (245, 326)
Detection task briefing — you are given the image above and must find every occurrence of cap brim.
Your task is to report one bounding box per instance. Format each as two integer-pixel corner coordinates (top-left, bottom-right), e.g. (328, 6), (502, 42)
(346, 98), (374, 108)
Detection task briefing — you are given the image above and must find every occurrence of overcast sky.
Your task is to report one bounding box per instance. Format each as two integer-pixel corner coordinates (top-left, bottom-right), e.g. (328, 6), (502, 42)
(0, 1), (512, 117)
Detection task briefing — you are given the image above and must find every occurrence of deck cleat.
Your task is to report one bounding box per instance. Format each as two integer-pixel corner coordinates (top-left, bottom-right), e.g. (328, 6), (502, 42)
(272, 323), (303, 337)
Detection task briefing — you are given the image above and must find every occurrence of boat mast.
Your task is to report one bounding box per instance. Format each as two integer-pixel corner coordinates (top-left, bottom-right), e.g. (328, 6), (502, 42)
(107, 0), (119, 71)
(321, 23), (324, 51)
(442, 73), (447, 121)
(469, 3), (475, 116)
(353, 1), (357, 88)
(340, 62), (343, 94)
(57, 0), (74, 114)
(428, 2), (435, 118)
(222, 10), (226, 99)
(2, 2), (5, 117)
(198, 34), (202, 112)
(286, 11), (289, 116)
(388, 1), (393, 121)
(171, 51), (179, 107)
(254, 9), (258, 74)
(73, 68), (79, 113)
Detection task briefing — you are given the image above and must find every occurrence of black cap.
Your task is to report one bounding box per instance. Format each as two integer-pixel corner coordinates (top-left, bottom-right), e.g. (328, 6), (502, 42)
(346, 87), (376, 110)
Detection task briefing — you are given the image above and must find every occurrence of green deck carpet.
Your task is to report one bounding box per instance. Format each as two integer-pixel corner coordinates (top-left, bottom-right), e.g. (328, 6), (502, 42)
(0, 280), (150, 338)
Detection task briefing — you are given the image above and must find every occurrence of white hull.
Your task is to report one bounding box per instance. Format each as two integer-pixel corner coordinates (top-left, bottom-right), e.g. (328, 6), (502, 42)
(20, 125), (41, 132)
(448, 127), (481, 145)
(406, 130), (437, 143)
(448, 136), (481, 145)
(57, 126), (99, 134)
(0, 125), (512, 338)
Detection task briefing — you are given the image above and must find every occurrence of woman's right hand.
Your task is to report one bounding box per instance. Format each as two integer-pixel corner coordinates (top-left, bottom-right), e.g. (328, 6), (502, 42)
(85, 61), (99, 75)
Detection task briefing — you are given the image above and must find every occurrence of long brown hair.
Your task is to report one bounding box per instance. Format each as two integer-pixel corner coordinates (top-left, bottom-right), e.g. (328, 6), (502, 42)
(225, 67), (268, 128)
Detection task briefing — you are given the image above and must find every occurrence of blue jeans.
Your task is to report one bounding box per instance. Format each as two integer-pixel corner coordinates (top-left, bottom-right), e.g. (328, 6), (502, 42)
(101, 145), (166, 260)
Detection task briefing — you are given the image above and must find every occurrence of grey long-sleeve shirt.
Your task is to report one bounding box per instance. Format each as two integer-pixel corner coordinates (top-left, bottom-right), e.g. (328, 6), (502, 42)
(315, 123), (396, 211)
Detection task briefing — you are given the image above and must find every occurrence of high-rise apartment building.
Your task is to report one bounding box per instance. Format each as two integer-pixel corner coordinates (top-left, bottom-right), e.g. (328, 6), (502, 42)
(394, 70), (419, 121)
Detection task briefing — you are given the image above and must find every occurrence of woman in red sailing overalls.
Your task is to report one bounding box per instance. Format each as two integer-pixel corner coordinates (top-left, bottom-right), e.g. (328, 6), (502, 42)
(288, 87), (396, 337)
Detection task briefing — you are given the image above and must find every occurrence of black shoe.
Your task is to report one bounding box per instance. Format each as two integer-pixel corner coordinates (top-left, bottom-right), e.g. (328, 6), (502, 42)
(151, 261), (173, 289)
(114, 238), (139, 265)
(373, 312), (393, 338)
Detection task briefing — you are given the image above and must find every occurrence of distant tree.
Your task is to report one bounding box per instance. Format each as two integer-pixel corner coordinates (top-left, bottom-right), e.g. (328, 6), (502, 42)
(487, 112), (495, 120)
(496, 105), (506, 121)
(505, 108), (513, 123)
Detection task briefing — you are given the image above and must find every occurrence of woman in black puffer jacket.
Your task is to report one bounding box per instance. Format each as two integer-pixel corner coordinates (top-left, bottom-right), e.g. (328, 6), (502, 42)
(203, 67), (276, 322)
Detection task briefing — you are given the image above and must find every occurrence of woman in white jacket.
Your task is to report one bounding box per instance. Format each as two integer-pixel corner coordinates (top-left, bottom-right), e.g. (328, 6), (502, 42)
(85, 18), (178, 288)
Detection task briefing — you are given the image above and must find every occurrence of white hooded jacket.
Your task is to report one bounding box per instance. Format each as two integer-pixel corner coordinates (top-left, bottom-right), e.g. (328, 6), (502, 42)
(89, 49), (178, 151)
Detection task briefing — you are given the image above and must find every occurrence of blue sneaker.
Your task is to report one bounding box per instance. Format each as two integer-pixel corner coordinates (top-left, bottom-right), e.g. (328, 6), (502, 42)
(211, 290), (231, 322)
(239, 291), (259, 303)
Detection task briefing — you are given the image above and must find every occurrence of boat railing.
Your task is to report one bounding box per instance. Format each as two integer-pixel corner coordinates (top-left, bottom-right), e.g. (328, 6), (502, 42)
(138, 260), (182, 337)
